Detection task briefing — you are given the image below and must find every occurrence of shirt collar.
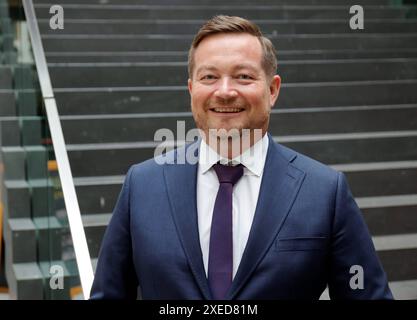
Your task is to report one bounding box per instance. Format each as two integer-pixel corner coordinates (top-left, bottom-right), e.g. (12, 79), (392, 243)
(198, 133), (269, 177)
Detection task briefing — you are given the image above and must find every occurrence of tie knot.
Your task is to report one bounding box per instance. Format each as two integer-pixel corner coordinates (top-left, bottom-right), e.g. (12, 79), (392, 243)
(213, 163), (244, 185)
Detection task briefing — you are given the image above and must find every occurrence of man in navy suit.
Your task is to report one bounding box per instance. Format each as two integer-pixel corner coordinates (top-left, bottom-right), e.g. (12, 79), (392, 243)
(90, 15), (392, 300)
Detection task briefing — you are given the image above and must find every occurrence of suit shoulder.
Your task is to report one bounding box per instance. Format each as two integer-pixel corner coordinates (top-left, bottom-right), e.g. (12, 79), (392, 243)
(127, 143), (190, 178)
(276, 142), (339, 182)
(128, 155), (165, 180)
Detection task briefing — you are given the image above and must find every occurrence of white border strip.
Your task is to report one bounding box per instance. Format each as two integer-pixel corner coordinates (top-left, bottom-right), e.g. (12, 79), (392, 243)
(23, 0), (93, 299)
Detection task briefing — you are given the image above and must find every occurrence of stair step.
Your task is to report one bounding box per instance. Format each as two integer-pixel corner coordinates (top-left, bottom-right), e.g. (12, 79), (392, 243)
(358, 194), (417, 236)
(41, 34), (417, 52)
(4, 218), (37, 264)
(2, 180), (31, 219)
(320, 279), (417, 300)
(0, 66), (12, 88)
(373, 233), (417, 251)
(5, 259), (84, 300)
(52, 80), (417, 115)
(388, 279), (417, 299)
(47, 58), (417, 87)
(0, 89), (16, 117)
(8, 129), (417, 178)
(45, 48), (417, 63)
(34, 5), (417, 20)
(0, 116), (42, 147)
(5, 262), (43, 300)
(54, 105), (417, 144)
(3, 157), (417, 217)
(4, 215), (417, 288)
(358, 193), (417, 208)
(32, 133), (417, 177)
(0, 104), (417, 149)
(34, 0), (398, 6)
(378, 247), (417, 281)
(38, 19), (417, 35)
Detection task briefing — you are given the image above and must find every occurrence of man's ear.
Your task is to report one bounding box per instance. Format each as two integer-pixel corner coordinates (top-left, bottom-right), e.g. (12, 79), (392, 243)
(269, 75), (281, 107)
(188, 78), (193, 95)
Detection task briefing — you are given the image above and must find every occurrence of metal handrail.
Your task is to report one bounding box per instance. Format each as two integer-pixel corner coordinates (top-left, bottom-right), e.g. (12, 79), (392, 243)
(22, 0), (93, 299)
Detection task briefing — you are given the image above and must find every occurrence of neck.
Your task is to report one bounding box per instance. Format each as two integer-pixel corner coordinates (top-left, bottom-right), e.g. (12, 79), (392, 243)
(204, 129), (265, 159)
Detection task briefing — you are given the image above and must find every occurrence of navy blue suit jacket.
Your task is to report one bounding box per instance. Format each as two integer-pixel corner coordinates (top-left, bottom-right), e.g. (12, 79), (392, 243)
(90, 134), (392, 299)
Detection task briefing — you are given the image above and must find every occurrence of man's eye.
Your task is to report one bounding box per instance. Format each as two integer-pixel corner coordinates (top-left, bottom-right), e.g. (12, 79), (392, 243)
(201, 75), (217, 80)
(237, 74), (253, 80)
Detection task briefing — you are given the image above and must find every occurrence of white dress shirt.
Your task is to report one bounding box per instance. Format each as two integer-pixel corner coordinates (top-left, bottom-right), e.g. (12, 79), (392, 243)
(196, 134), (269, 279)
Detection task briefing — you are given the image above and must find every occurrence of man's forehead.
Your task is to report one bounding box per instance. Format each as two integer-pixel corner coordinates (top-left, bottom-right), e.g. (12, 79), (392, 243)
(196, 33), (261, 52)
(193, 34), (263, 71)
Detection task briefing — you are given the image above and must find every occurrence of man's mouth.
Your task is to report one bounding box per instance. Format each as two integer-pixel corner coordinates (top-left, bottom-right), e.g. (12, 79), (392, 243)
(210, 107), (244, 113)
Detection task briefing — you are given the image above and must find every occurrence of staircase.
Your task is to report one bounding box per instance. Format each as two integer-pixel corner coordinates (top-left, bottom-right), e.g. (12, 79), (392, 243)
(1, 0), (417, 299)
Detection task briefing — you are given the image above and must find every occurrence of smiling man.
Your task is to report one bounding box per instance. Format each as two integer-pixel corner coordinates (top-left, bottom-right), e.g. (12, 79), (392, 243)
(90, 15), (393, 300)
(188, 26), (280, 160)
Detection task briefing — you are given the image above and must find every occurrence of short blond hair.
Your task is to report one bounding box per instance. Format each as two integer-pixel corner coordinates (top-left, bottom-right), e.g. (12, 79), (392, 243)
(188, 15), (277, 79)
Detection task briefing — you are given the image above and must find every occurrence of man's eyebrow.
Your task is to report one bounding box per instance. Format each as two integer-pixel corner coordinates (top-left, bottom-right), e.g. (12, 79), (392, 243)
(195, 65), (218, 74)
(195, 63), (260, 75)
(232, 64), (259, 73)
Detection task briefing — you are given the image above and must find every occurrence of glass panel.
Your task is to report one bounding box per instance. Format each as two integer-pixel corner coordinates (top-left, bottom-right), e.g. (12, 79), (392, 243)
(0, 0), (83, 299)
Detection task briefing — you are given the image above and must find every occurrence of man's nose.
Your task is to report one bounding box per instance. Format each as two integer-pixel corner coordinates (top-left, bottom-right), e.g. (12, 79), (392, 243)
(214, 77), (238, 100)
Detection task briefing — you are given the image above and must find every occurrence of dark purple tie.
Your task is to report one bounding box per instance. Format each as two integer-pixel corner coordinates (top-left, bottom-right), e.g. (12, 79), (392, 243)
(208, 163), (244, 300)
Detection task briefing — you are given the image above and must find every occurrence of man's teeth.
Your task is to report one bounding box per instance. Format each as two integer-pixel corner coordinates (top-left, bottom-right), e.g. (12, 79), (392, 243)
(213, 108), (243, 113)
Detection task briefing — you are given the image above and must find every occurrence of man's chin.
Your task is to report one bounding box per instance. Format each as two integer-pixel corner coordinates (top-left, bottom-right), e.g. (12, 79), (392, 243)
(207, 127), (243, 139)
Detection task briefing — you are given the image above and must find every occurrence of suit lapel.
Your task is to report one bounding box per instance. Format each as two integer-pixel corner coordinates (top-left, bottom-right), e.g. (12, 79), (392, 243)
(163, 141), (213, 300)
(227, 134), (306, 299)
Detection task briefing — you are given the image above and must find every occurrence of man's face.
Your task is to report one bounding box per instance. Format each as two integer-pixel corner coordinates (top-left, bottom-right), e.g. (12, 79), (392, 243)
(188, 33), (281, 142)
